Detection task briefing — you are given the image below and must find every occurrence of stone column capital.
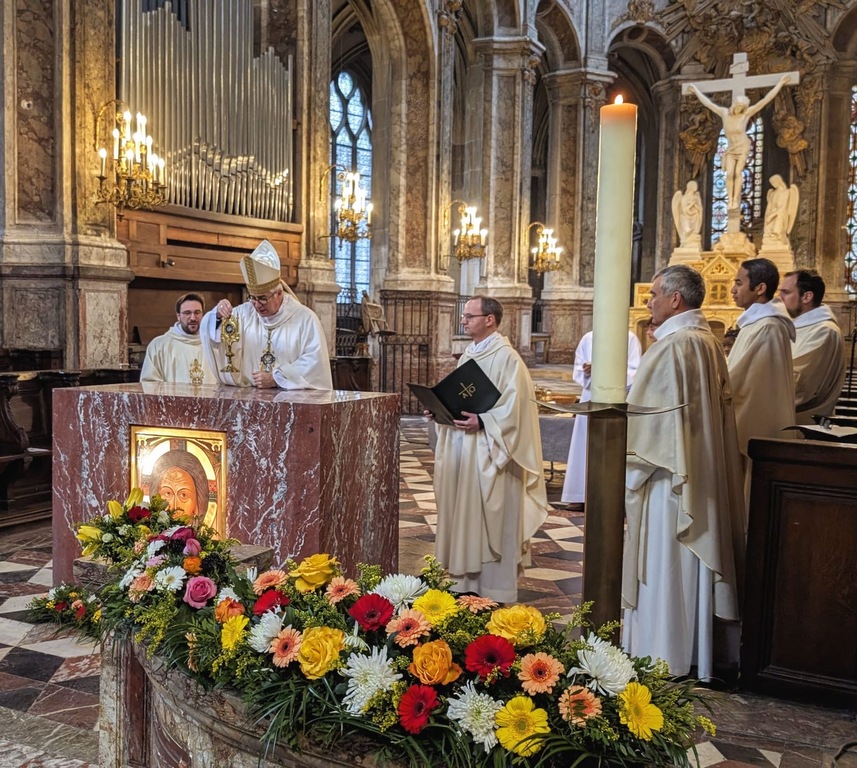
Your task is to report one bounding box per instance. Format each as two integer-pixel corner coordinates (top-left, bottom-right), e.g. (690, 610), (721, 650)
(472, 36), (545, 73)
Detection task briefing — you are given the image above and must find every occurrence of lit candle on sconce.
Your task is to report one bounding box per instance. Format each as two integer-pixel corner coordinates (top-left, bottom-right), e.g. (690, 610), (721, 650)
(98, 148), (107, 178)
(366, 201), (373, 225)
(112, 128), (120, 160)
(590, 94), (638, 404)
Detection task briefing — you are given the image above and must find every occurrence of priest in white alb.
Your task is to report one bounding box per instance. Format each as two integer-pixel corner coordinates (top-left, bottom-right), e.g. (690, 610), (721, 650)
(201, 240), (333, 390)
(727, 258), (795, 509)
(141, 293), (217, 385)
(622, 265), (744, 681)
(432, 296), (551, 603)
(778, 270), (846, 424)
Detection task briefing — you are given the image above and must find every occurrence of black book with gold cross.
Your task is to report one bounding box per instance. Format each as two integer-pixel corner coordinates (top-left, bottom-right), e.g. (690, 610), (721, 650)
(408, 358), (501, 427)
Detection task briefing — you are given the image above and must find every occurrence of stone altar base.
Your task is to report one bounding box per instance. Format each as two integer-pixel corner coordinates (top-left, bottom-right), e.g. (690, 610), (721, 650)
(52, 384), (400, 584)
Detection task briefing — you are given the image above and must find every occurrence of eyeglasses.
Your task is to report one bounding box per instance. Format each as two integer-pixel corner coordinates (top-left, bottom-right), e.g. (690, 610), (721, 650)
(461, 313), (487, 321)
(179, 310), (203, 318)
(248, 290), (281, 304)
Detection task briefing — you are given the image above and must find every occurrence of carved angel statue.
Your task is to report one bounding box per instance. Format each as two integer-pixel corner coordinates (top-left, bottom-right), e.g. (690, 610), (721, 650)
(671, 180), (703, 248)
(360, 290), (393, 336)
(762, 175), (799, 247)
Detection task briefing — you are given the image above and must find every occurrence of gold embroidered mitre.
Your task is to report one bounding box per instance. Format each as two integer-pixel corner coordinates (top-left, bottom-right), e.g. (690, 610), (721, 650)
(240, 239), (282, 294)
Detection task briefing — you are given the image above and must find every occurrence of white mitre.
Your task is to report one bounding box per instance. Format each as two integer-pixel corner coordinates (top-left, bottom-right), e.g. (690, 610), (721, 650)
(241, 240), (282, 294)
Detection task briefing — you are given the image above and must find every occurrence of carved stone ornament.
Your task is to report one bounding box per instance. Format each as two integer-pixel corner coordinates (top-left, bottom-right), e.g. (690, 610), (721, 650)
(522, 55), (542, 87)
(581, 82), (608, 131)
(438, 0), (463, 36)
(612, 0), (657, 30)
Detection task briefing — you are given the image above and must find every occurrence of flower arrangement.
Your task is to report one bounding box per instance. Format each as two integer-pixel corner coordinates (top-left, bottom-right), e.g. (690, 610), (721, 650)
(35, 491), (716, 768)
(27, 583), (101, 638)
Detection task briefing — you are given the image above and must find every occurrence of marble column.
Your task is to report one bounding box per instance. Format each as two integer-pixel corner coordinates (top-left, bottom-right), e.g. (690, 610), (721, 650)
(469, 37), (544, 351)
(0, 0), (131, 369)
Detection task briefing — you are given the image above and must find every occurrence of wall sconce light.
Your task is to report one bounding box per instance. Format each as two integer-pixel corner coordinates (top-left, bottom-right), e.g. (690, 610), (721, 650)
(528, 221), (563, 273)
(443, 200), (488, 266)
(321, 164), (372, 244)
(94, 99), (167, 220)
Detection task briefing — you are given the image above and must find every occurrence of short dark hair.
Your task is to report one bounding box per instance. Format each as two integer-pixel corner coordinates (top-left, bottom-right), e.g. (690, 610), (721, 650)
(653, 264), (706, 309)
(785, 269), (825, 307)
(475, 296), (504, 326)
(176, 293), (206, 314)
(741, 258), (779, 300)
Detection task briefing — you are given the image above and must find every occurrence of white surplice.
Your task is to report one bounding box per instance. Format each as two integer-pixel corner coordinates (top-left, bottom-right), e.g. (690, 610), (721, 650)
(792, 305), (846, 424)
(200, 296), (332, 389)
(621, 309), (744, 680)
(141, 324), (216, 384)
(561, 330), (641, 503)
(434, 333), (551, 603)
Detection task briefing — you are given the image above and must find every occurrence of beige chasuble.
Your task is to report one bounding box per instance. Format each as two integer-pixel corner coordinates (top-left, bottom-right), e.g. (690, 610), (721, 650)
(792, 305), (846, 424)
(141, 325), (215, 385)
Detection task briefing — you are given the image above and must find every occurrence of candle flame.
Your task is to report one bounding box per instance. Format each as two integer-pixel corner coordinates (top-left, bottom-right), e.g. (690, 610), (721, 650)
(615, 95), (624, 105)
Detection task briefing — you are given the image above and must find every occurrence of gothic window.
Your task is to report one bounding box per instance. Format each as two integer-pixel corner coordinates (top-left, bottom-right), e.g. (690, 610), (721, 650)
(710, 117), (764, 245)
(329, 71), (373, 299)
(844, 85), (857, 295)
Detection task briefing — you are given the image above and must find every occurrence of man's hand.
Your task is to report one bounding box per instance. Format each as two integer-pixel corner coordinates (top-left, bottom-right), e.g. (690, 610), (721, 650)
(582, 362), (592, 376)
(252, 370), (277, 389)
(216, 299), (233, 319)
(423, 409), (435, 421)
(453, 411), (481, 434)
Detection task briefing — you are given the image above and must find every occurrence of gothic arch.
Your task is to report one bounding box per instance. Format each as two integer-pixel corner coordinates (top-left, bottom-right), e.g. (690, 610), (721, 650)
(534, 0), (580, 70)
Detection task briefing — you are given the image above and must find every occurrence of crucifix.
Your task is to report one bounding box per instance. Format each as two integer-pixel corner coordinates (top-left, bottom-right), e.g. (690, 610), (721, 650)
(682, 53), (800, 226)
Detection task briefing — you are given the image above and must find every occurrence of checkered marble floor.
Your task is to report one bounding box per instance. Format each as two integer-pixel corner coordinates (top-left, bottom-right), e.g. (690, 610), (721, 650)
(0, 417), (853, 767)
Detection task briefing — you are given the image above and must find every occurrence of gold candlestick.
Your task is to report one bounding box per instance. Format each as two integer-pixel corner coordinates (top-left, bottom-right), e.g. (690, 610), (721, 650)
(220, 315), (240, 373)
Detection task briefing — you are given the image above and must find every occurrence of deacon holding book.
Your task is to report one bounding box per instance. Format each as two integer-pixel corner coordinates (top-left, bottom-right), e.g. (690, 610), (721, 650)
(430, 296), (551, 603)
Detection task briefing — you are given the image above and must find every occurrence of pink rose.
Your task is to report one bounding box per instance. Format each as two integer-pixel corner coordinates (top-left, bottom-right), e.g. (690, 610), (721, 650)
(171, 527), (195, 542)
(183, 575), (217, 609)
(183, 538), (202, 556)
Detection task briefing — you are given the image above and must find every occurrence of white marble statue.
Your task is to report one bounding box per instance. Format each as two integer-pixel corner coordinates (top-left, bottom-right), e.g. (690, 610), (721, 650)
(671, 180), (703, 248)
(763, 175), (799, 247)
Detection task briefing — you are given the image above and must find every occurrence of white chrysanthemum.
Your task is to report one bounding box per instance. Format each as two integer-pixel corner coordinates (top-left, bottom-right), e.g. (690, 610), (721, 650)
(247, 611), (283, 653)
(118, 524), (132, 536)
(119, 564), (144, 590)
(340, 646), (402, 715)
(157, 510), (171, 525)
(371, 574), (428, 611)
(567, 632), (637, 696)
(154, 565), (186, 592)
(47, 587), (58, 600)
(343, 623), (369, 652)
(446, 681), (503, 753)
(146, 539), (166, 558)
(242, 566), (258, 585)
(217, 587), (240, 603)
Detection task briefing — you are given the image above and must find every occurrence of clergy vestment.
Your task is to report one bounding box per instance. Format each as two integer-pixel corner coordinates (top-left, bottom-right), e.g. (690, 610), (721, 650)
(200, 296), (332, 389)
(792, 305), (846, 425)
(434, 333), (551, 603)
(141, 324), (216, 384)
(561, 330), (641, 504)
(622, 309), (744, 680)
(727, 301), (795, 508)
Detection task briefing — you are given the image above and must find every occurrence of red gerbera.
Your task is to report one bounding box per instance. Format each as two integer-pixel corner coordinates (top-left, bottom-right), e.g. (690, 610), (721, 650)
(398, 684), (439, 734)
(127, 505), (151, 524)
(253, 588), (291, 616)
(348, 593), (395, 631)
(464, 634), (517, 680)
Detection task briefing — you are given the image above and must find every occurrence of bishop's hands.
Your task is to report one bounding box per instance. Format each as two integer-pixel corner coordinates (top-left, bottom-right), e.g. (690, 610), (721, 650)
(216, 300), (233, 319)
(253, 370), (277, 389)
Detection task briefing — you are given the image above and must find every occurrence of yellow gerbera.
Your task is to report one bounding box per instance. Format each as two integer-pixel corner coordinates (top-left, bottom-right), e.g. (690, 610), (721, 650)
(411, 588), (459, 625)
(495, 695), (550, 756)
(221, 614), (250, 650)
(618, 682), (664, 740)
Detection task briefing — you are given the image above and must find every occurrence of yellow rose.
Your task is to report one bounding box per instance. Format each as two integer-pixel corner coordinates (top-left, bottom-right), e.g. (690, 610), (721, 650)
(486, 605), (546, 646)
(291, 554), (338, 593)
(408, 639), (462, 685)
(125, 488), (144, 508)
(107, 500), (124, 520)
(298, 626), (345, 679)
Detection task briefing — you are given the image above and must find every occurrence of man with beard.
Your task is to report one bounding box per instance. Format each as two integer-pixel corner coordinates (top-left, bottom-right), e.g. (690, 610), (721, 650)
(141, 293), (216, 385)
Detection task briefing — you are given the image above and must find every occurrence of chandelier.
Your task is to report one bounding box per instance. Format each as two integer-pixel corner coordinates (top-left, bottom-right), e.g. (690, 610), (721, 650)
(529, 222), (563, 273)
(449, 200), (488, 262)
(94, 100), (167, 220)
(322, 165), (372, 244)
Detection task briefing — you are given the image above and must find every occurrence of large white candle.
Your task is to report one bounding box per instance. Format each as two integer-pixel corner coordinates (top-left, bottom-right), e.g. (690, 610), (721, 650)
(590, 95), (638, 404)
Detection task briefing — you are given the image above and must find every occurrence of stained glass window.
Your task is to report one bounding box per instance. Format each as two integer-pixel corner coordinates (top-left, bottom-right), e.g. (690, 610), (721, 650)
(710, 117), (764, 246)
(329, 71), (373, 298)
(844, 85), (857, 295)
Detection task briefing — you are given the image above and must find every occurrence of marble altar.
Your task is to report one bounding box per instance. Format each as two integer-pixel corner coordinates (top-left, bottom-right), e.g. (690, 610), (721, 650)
(52, 384), (400, 584)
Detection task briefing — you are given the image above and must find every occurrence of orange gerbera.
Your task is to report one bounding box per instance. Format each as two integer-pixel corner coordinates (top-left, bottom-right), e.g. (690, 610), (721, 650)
(518, 652), (565, 695)
(558, 685), (602, 726)
(253, 569), (289, 595)
(325, 576), (360, 604)
(457, 595), (499, 613)
(386, 608), (432, 647)
(128, 573), (154, 603)
(270, 626), (303, 668)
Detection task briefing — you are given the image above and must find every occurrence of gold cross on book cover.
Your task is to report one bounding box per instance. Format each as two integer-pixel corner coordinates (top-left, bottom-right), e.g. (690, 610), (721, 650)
(408, 359), (501, 426)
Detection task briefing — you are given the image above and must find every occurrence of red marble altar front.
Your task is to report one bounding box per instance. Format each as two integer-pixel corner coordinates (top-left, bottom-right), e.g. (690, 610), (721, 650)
(51, 383), (400, 584)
